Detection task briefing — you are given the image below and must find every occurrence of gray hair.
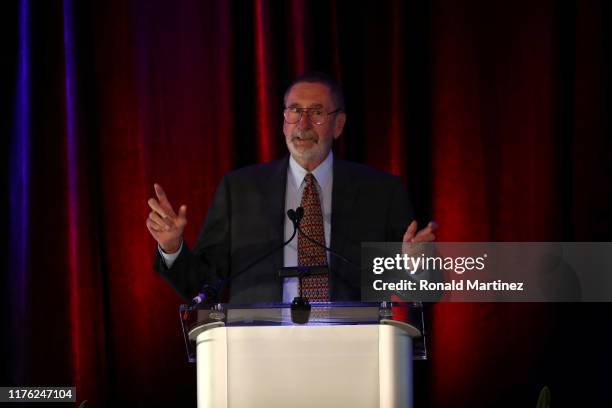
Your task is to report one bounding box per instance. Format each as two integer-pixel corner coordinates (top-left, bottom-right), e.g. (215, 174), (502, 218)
(284, 72), (345, 111)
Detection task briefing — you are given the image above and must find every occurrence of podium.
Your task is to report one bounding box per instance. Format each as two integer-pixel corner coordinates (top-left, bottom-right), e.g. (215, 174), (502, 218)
(180, 302), (425, 408)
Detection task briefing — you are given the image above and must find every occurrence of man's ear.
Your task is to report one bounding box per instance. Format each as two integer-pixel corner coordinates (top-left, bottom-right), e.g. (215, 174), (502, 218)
(333, 112), (346, 139)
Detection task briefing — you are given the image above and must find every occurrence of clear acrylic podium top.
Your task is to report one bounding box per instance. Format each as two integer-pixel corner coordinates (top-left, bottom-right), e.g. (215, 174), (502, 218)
(180, 301), (427, 363)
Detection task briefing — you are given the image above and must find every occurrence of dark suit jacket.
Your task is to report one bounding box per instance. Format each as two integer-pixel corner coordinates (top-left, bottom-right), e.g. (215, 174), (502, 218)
(155, 156), (414, 303)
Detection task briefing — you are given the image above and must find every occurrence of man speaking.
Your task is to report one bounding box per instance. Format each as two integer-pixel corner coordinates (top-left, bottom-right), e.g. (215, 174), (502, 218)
(146, 72), (437, 303)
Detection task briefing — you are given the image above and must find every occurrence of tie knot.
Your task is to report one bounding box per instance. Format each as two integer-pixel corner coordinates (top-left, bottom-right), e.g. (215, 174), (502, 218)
(304, 173), (316, 186)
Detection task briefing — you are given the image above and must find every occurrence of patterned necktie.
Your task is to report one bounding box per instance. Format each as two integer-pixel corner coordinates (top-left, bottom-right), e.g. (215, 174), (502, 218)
(298, 173), (330, 302)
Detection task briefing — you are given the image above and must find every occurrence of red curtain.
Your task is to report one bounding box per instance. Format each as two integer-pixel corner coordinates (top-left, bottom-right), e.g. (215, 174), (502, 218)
(2, 0), (611, 406)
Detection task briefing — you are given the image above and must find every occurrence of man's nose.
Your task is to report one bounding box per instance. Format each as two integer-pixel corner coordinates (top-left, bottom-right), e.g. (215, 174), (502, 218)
(297, 112), (312, 129)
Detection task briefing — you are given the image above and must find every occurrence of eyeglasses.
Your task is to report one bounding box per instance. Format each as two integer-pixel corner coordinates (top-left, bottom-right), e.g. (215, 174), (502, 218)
(283, 107), (342, 125)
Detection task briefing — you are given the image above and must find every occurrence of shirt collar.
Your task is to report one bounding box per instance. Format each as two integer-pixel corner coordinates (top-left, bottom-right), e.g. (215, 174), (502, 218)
(288, 150), (334, 190)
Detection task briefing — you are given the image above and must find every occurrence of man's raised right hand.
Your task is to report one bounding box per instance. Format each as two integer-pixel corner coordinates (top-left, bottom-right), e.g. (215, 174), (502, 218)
(146, 183), (187, 253)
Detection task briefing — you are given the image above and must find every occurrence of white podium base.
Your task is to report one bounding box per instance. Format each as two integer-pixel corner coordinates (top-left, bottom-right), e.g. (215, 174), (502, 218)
(195, 324), (413, 408)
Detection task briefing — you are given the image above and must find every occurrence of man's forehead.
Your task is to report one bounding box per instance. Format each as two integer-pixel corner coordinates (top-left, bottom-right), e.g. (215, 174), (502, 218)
(285, 82), (333, 107)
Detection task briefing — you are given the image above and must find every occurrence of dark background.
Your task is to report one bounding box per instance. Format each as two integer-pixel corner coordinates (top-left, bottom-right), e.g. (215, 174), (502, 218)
(1, 0), (611, 406)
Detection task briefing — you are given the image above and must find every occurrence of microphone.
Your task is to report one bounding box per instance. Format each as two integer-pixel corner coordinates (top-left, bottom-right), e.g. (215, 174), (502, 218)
(286, 207), (304, 227)
(278, 205), (360, 289)
(191, 207), (304, 305)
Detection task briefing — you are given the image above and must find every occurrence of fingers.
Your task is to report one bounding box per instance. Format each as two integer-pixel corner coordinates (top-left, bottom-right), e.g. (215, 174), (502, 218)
(403, 220), (439, 243)
(413, 221), (439, 243)
(146, 185), (188, 249)
(149, 183), (177, 218)
(178, 204), (187, 220)
(147, 183), (187, 234)
(149, 210), (173, 231)
(148, 197), (172, 219)
(403, 220), (418, 242)
(146, 218), (163, 233)
(154, 183), (171, 207)
(174, 205), (187, 228)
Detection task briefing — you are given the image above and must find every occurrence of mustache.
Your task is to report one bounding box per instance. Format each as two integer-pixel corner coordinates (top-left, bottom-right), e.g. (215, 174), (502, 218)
(291, 129), (318, 141)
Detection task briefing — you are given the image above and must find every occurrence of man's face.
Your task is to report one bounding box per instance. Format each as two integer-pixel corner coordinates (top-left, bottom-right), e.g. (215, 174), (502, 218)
(283, 82), (346, 170)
